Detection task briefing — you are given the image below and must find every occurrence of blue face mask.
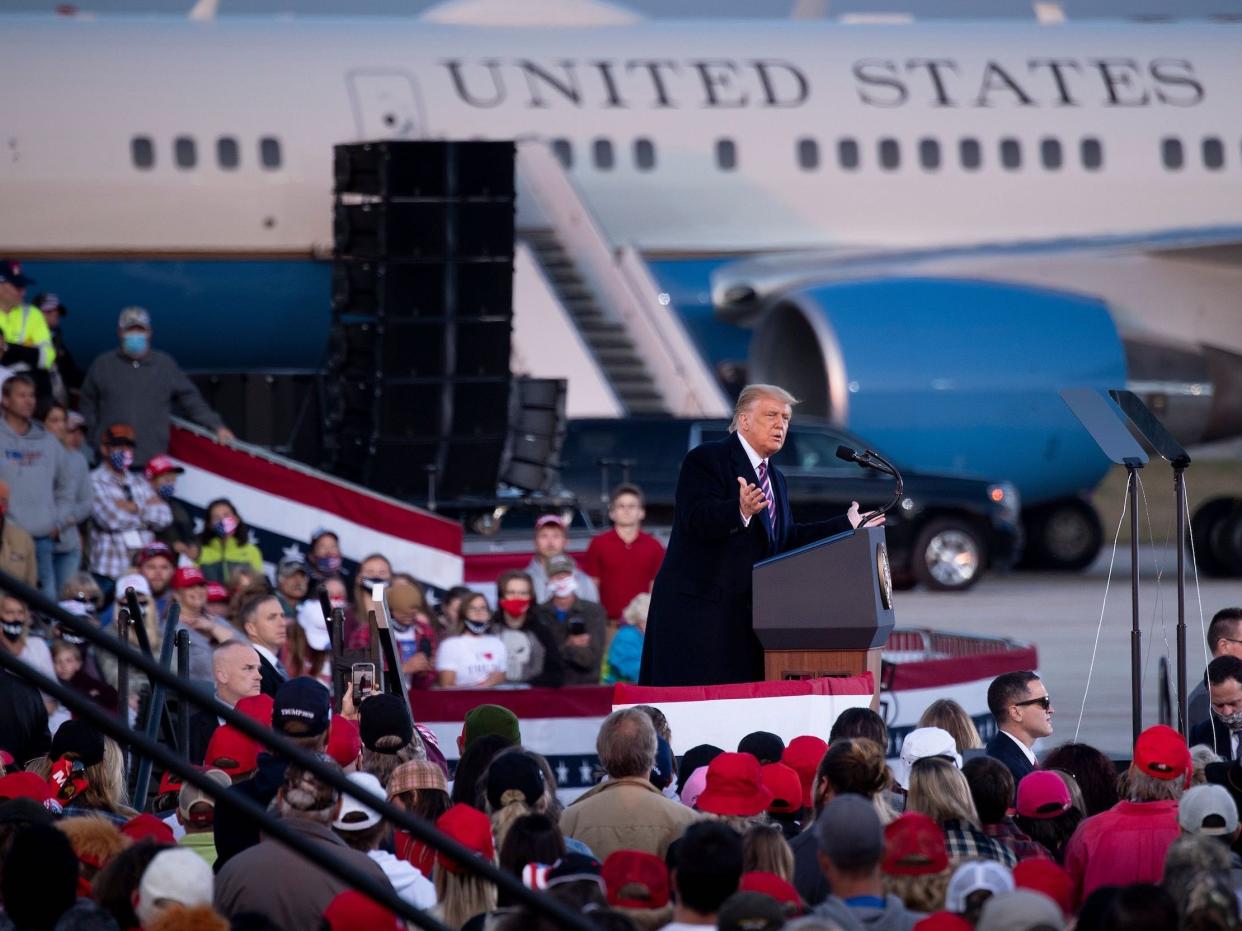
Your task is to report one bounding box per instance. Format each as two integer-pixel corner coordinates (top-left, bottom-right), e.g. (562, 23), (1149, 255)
(156, 482), (176, 500)
(122, 331), (149, 357)
(108, 449), (134, 472)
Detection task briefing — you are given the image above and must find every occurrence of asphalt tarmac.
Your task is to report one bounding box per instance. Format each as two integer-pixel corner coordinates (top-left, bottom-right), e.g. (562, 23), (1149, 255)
(893, 545), (1231, 757)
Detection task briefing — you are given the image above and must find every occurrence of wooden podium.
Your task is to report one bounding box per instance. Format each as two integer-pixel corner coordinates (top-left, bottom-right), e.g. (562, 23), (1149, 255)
(752, 525), (895, 700)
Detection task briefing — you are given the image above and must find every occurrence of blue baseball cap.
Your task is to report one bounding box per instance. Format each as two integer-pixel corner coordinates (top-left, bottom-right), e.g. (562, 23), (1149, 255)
(650, 737), (675, 790)
(274, 677), (331, 737)
(0, 261), (33, 288)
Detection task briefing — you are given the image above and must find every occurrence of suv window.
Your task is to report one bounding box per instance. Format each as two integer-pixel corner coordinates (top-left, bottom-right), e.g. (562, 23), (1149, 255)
(780, 428), (856, 474)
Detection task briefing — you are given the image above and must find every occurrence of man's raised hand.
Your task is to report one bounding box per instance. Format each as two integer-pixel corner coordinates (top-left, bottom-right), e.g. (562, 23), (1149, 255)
(738, 476), (769, 519)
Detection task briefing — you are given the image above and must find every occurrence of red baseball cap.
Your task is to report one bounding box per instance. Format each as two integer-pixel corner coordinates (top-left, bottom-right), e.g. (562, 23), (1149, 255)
(1013, 859), (1074, 918)
(601, 850), (670, 909)
(1133, 724), (1191, 782)
(695, 752), (773, 817)
(143, 455), (185, 482)
(534, 514), (566, 531)
(1015, 771), (1072, 819)
(324, 890), (403, 931)
(204, 725), (260, 779)
(206, 581), (230, 604)
(121, 813), (175, 846)
(435, 804), (495, 873)
(157, 769), (187, 797)
(0, 771), (54, 804)
(739, 871), (805, 916)
(882, 813), (949, 876)
(173, 566), (207, 590)
(761, 762), (805, 815)
(782, 735), (828, 808)
(328, 715), (362, 768)
(134, 541), (175, 567)
(235, 694), (274, 728)
(914, 913), (973, 931)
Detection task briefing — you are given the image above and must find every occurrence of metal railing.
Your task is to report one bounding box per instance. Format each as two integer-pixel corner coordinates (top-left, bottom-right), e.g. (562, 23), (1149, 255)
(0, 569), (601, 931)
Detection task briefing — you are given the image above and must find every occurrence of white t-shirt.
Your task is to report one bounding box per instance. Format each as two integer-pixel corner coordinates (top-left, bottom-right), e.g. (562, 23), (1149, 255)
(435, 634), (507, 688)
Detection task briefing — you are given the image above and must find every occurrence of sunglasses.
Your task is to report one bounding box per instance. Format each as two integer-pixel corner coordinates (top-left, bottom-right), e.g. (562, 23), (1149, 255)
(1013, 695), (1052, 711)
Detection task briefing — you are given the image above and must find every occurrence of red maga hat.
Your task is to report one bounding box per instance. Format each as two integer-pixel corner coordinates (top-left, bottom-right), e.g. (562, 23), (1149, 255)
(761, 762), (805, 815)
(1134, 724), (1191, 782)
(435, 804), (494, 873)
(601, 849), (670, 909)
(695, 752), (773, 817)
(782, 735), (828, 809)
(882, 813), (949, 876)
(203, 726), (260, 779)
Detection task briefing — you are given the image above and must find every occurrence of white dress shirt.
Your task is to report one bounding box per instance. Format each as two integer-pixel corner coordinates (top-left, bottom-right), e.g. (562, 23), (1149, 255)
(737, 432), (768, 528)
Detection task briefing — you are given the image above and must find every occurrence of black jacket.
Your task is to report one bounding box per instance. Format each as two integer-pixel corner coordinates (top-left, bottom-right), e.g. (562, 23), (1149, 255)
(1190, 716), (1238, 761)
(257, 653), (284, 698)
(790, 826), (830, 907)
(213, 753), (289, 873)
(985, 730), (1036, 784)
(0, 669), (50, 767)
(534, 597), (608, 686)
(188, 709), (219, 765)
(640, 433), (851, 686)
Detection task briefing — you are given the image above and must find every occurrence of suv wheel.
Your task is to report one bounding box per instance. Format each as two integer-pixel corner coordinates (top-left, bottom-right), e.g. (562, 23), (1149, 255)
(913, 519), (985, 592)
(1021, 499), (1102, 571)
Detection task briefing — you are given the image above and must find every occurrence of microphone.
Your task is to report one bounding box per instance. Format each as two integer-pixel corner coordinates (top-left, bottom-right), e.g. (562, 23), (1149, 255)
(835, 445), (864, 464)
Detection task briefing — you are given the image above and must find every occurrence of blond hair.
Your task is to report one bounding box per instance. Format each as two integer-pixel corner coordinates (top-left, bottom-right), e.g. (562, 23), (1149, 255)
(882, 867), (952, 912)
(906, 757), (979, 829)
(433, 861), (498, 929)
(729, 384), (798, 432)
(917, 700), (983, 752)
(742, 823), (794, 882)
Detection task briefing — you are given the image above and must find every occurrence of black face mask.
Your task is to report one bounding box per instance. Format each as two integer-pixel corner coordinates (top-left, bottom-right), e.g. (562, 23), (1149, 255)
(1, 622), (23, 642)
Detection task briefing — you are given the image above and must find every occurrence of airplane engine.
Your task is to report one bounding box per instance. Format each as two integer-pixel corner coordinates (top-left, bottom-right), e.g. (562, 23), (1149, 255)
(748, 276), (1127, 505)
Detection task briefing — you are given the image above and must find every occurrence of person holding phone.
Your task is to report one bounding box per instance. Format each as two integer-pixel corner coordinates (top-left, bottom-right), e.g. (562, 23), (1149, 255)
(435, 592), (506, 689)
(375, 579), (438, 692)
(534, 555), (607, 685)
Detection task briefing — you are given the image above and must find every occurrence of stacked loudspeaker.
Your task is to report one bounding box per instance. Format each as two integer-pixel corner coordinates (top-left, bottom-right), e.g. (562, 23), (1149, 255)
(326, 141), (516, 500)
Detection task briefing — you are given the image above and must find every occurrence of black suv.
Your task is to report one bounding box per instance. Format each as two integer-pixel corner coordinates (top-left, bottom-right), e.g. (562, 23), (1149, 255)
(559, 418), (1023, 592)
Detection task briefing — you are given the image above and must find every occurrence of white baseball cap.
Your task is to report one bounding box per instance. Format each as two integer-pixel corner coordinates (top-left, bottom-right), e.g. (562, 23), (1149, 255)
(1178, 784), (1239, 837)
(333, 771), (384, 832)
(897, 726), (962, 789)
(136, 848), (213, 928)
(946, 859), (1015, 912)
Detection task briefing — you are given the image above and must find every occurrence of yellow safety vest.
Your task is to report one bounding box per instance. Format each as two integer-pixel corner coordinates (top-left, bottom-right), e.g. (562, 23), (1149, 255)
(1, 304), (56, 369)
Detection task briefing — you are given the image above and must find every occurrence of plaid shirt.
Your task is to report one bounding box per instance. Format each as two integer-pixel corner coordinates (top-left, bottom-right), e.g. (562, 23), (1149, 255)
(983, 818), (1054, 863)
(88, 465), (172, 578)
(943, 818), (1018, 867)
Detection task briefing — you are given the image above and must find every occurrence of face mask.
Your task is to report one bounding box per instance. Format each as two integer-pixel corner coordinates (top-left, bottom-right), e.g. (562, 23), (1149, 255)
(499, 597), (531, 618)
(59, 630), (86, 646)
(122, 331), (149, 357)
(1219, 708), (1242, 732)
(1, 621), (24, 642)
(108, 449), (133, 472)
(315, 554), (342, 575)
(465, 619), (491, 635)
(213, 515), (239, 537)
(156, 482), (176, 500)
(548, 576), (578, 599)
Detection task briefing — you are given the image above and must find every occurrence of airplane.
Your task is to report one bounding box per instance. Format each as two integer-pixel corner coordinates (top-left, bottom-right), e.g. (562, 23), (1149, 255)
(4, 2), (1242, 572)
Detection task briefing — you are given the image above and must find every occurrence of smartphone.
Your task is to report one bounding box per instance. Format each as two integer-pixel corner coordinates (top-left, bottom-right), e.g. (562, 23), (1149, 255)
(418, 637), (433, 658)
(568, 618), (587, 637)
(351, 662), (376, 700)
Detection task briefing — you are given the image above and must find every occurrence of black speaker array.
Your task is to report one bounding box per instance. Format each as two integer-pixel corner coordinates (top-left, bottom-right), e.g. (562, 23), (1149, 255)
(325, 141), (516, 501)
(501, 378), (568, 493)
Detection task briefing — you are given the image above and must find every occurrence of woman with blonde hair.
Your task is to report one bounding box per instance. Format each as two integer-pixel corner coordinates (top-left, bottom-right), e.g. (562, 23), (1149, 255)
(906, 757), (1014, 867)
(742, 823), (795, 882)
(433, 803), (499, 929)
(917, 699), (983, 751)
(30, 724), (136, 824)
(484, 749), (549, 852)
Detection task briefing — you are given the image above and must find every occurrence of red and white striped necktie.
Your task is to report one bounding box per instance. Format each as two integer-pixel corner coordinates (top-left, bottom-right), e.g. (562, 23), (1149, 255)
(756, 460), (777, 531)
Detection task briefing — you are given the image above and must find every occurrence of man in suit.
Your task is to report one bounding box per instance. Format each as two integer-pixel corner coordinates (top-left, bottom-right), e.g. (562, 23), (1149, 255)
(188, 641), (262, 763)
(639, 384), (875, 687)
(984, 670), (1054, 783)
(1188, 608), (1242, 732)
(240, 593), (288, 697)
(1190, 655), (1242, 762)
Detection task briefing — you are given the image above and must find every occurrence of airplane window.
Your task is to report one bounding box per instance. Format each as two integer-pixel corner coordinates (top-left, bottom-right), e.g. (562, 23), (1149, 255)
(716, 138), (737, 171)
(797, 138), (819, 171)
(1000, 138), (1022, 170)
(959, 138), (982, 171)
(1162, 137), (1184, 170)
(216, 137), (239, 170)
(1040, 138), (1063, 170)
(634, 138), (656, 171)
(918, 138), (940, 170)
(174, 136), (196, 170)
(551, 138), (573, 168)
(593, 138), (615, 170)
(1203, 137), (1224, 170)
(837, 138), (860, 170)
(131, 136), (155, 170)
(1081, 137), (1103, 170)
(259, 137), (282, 170)
(878, 138), (900, 170)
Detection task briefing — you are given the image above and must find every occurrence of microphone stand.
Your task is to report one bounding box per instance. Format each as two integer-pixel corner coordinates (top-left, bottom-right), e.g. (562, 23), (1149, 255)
(855, 450), (904, 527)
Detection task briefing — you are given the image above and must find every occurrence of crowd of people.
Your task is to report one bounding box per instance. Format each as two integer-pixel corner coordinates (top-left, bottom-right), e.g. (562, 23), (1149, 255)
(0, 654), (1241, 931)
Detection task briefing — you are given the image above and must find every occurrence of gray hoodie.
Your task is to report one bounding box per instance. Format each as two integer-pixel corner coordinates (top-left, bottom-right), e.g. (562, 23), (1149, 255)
(53, 446), (93, 554)
(814, 894), (923, 931)
(0, 416), (72, 538)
